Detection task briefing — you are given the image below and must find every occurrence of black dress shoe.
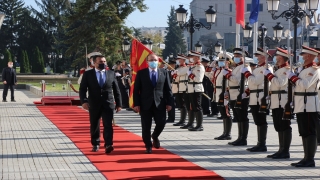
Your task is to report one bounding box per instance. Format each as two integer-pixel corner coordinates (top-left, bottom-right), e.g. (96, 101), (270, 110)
(105, 145), (114, 154)
(173, 122), (185, 126)
(91, 145), (99, 152)
(152, 136), (160, 149)
(2, 100), (7, 102)
(166, 119), (174, 123)
(11, 99), (16, 102)
(146, 147), (152, 154)
(126, 108), (133, 111)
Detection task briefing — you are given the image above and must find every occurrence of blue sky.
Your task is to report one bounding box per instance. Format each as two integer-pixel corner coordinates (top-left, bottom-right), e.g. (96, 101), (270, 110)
(23, 0), (192, 28)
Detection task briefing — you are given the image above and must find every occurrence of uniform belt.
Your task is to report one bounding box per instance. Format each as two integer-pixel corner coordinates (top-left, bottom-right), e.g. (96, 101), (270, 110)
(250, 89), (263, 93)
(270, 90), (287, 94)
(229, 86), (240, 89)
(188, 82), (202, 84)
(173, 82), (179, 84)
(179, 80), (188, 82)
(215, 86), (222, 88)
(294, 92), (318, 96)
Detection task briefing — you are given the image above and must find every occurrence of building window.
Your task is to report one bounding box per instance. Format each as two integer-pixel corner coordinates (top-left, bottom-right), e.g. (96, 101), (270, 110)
(247, 4), (263, 12)
(230, 4), (232, 12)
(229, 17), (232, 26)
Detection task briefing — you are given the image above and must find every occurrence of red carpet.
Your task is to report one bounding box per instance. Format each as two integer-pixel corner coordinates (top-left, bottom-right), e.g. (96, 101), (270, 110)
(37, 106), (223, 180)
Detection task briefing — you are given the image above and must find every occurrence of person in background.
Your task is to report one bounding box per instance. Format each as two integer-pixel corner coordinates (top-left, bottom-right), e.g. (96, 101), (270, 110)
(166, 59), (176, 123)
(2, 61), (17, 102)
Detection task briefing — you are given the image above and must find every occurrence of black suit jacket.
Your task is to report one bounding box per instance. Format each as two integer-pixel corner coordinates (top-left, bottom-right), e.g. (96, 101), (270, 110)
(2, 67), (17, 85)
(79, 69), (122, 109)
(133, 68), (173, 111)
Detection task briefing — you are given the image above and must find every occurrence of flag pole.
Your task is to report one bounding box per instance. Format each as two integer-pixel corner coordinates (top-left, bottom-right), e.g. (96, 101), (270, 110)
(236, 24), (241, 47)
(253, 22), (258, 55)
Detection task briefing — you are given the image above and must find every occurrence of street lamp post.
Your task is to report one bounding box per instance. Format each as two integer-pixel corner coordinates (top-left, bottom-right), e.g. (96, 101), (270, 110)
(175, 5), (217, 51)
(203, 41), (222, 61)
(141, 38), (153, 50)
(266, 0), (319, 120)
(194, 41), (202, 53)
(48, 53), (62, 74)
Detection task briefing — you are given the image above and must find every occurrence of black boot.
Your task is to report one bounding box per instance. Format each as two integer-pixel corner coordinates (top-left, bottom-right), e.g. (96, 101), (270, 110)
(214, 118), (227, 140)
(291, 137), (307, 166)
(267, 132), (283, 158)
(215, 117), (232, 140)
(189, 111), (203, 131)
(228, 122), (241, 145)
(180, 111), (194, 129)
(231, 122), (248, 146)
(173, 107), (187, 126)
(273, 129), (291, 159)
(316, 120), (320, 145)
(247, 125), (267, 152)
(295, 135), (317, 167)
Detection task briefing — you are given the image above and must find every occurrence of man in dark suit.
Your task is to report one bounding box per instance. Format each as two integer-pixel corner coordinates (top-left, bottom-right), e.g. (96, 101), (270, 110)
(80, 55), (122, 154)
(133, 53), (174, 154)
(2, 61), (17, 102)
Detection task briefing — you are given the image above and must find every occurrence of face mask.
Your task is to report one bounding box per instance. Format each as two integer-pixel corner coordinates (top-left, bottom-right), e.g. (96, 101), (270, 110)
(185, 59), (189, 64)
(189, 58), (194, 63)
(148, 61), (158, 69)
(218, 61), (225, 67)
(253, 57), (258, 64)
(234, 57), (241, 64)
(315, 57), (319, 63)
(298, 56), (305, 64)
(273, 56), (277, 64)
(176, 60), (180, 65)
(98, 63), (106, 70)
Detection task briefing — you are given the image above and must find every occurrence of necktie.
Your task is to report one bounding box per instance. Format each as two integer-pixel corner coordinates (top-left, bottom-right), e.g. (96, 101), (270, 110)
(99, 71), (104, 88)
(151, 70), (156, 87)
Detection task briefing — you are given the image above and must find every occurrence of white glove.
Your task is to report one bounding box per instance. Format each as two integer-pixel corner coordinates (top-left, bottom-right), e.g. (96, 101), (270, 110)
(286, 71), (295, 79)
(263, 69), (271, 76)
(224, 99), (229, 106)
(187, 70), (192, 76)
(222, 69), (229, 76)
(241, 67), (249, 73)
(115, 72), (121, 77)
(171, 70), (177, 75)
(242, 93), (247, 99)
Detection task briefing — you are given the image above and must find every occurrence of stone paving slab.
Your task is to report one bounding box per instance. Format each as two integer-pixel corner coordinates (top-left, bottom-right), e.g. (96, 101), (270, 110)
(0, 90), (106, 180)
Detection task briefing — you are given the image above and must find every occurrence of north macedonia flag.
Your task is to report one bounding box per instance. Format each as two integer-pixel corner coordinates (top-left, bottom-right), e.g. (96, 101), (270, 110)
(128, 39), (162, 108)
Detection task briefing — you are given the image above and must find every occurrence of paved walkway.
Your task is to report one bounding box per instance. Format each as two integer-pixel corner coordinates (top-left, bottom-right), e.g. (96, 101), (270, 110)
(0, 90), (320, 179)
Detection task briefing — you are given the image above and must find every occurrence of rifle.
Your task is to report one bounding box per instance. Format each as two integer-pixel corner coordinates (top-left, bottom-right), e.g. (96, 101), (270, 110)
(235, 41), (246, 109)
(258, 46), (269, 113)
(282, 46), (292, 120)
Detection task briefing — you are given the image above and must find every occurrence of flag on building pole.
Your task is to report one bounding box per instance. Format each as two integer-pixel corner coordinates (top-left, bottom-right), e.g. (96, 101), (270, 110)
(235, 0), (245, 28)
(128, 38), (163, 108)
(249, 0), (260, 24)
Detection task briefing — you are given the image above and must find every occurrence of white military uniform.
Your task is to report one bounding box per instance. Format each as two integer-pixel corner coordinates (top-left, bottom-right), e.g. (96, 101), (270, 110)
(173, 66), (189, 93)
(268, 64), (289, 109)
(228, 63), (251, 101)
(246, 63), (273, 106)
(187, 63), (205, 93)
(205, 67), (223, 101)
(293, 64), (320, 113)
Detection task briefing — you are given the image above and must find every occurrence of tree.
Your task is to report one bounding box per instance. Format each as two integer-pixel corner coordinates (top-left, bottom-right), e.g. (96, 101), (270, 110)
(162, 6), (187, 59)
(0, 0), (25, 55)
(31, 47), (44, 73)
(24, 50), (31, 73)
(18, 50), (25, 73)
(64, 0), (148, 67)
(0, 49), (12, 71)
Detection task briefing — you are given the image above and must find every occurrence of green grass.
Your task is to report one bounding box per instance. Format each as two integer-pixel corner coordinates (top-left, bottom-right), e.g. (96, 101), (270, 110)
(19, 81), (80, 92)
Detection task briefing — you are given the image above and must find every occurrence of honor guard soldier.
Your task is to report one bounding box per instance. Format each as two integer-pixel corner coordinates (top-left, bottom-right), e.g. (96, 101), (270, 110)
(225, 48), (251, 146)
(287, 46), (320, 167)
(211, 56), (233, 140)
(201, 56), (212, 116)
(264, 47), (292, 159)
(172, 54), (189, 127)
(314, 47), (320, 145)
(241, 48), (273, 152)
(166, 59), (177, 123)
(183, 51), (205, 131)
(78, 52), (102, 84)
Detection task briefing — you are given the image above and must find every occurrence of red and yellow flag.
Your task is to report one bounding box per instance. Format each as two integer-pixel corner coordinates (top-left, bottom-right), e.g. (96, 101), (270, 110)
(128, 39), (162, 108)
(235, 0), (245, 28)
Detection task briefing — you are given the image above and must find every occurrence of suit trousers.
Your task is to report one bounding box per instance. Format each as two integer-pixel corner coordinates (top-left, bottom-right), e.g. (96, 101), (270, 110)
(250, 105), (267, 126)
(140, 102), (166, 148)
(272, 108), (292, 132)
(296, 112), (318, 137)
(233, 98), (249, 122)
(89, 105), (114, 147)
(2, 84), (14, 100)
